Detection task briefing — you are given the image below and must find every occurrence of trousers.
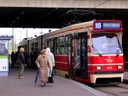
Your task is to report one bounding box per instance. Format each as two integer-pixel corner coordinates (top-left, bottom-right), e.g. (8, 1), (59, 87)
(19, 64), (25, 76)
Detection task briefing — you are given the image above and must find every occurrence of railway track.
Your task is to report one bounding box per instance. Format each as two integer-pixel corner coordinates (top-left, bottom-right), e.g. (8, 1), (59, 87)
(94, 83), (128, 96)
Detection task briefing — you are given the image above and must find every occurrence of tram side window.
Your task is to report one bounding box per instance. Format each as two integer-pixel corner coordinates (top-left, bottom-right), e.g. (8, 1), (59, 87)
(48, 39), (51, 47)
(31, 43), (34, 51)
(49, 39), (54, 53)
(65, 35), (71, 54)
(44, 39), (48, 48)
(24, 45), (27, 53)
(59, 36), (65, 55)
(53, 38), (58, 55)
(34, 42), (38, 52)
(56, 37), (60, 54)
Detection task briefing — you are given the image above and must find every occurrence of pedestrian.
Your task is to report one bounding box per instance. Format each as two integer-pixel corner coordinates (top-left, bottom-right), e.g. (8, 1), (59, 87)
(17, 47), (26, 79)
(11, 51), (15, 68)
(35, 49), (50, 87)
(46, 47), (55, 83)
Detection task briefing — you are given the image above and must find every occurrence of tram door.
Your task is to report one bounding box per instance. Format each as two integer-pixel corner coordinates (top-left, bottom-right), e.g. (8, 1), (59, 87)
(74, 32), (88, 79)
(66, 35), (73, 78)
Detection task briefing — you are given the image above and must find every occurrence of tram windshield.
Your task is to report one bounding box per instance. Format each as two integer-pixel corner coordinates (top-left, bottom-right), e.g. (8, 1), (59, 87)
(91, 33), (122, 55)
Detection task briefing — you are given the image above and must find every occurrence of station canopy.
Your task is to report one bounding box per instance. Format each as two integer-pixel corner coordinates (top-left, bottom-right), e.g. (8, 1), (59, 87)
(0, 7), (128, 28)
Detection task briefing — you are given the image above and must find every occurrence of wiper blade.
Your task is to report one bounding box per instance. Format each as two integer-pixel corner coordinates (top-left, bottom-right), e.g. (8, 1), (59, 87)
(92, 45), (102, 57)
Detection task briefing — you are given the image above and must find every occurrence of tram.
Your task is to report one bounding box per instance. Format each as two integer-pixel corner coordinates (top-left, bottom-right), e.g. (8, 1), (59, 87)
(19, 36), (43, 68)
(19, 20), (124, 84)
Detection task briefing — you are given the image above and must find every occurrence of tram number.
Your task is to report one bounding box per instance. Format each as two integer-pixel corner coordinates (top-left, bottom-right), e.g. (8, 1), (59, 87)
(107, 66), (112, 70)
(95, 22), (102, 29)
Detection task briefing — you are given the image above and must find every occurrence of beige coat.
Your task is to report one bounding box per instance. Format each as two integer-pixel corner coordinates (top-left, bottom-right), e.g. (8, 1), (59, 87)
(35, 55), (49, 82)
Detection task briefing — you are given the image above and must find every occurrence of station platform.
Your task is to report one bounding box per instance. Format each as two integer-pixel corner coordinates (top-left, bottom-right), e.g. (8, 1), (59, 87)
(0, 68), (108, 96)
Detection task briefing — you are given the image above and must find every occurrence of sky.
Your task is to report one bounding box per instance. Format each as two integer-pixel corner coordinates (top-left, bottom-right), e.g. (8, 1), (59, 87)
(0, 28), (58, 44)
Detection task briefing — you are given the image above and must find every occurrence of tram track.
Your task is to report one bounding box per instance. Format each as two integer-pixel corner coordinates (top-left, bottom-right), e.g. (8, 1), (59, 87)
(93, 83), (128, 96)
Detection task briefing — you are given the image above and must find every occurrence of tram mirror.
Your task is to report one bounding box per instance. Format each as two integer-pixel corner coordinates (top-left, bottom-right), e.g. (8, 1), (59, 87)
(74, 32), (78, 39)
(98, 51), (102, 57)
(116, 48), (121, 53)
(116, 48), (121, 56)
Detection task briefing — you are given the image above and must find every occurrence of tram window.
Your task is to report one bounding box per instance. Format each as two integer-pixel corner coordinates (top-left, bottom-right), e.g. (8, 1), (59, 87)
(60, 47), (65, 54)
(47, 40), (49, 47)
(60, 36), (65, 42)
(24, 45), (27, 53)
(77, 39), (80, 56)
(44, 39), (48, 48)
(48, 39), (53, 47)
(31, 43), (34, 51)
(49, 39), (53, 47)
(65, 35), (71, 54)
(56, 37), (60, 54)
(52, 38), (58, 55)
(65, 42), (70, 54)
(49, 39), (54, 53)
(53, 38), (58, 55)
(59, 36), (65, 55)
(91, 33), (122, 54)
(35, 42), (38, 51)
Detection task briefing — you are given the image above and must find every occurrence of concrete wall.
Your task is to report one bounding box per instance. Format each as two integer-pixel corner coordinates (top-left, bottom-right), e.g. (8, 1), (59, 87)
(0, 0), (128, 9)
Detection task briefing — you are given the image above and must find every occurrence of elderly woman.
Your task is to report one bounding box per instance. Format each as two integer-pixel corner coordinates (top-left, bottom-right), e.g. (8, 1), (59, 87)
(35, 49), (50, 87)
(46, 47), (55, 83)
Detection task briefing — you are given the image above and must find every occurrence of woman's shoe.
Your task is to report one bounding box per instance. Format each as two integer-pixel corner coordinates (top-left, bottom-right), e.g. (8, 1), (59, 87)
(19, 76), (24, 79)
(41, 85), (44, 87)
(41, 81), (45, 87)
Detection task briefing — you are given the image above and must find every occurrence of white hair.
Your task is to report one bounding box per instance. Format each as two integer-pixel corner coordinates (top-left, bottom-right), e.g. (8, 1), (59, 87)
(46, 47), (51, 54)
(20, 47), (24, 52)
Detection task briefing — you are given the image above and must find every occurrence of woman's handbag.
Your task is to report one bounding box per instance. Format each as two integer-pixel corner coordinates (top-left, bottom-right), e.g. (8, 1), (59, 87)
(48, 77), (54, 83)
(52, 66), (55, 76)
(48, 69), (54, 83)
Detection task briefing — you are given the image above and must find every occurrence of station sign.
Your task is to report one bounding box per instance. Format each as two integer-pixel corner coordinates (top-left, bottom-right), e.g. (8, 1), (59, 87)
(0, 36), (13, 40)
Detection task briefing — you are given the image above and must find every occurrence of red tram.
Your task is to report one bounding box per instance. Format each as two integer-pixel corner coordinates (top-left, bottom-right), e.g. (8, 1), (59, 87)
(19, 20), (124, 84)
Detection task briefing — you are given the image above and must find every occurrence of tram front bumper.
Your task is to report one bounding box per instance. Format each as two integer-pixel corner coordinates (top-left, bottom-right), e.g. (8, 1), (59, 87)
(90, 73), (124, 84)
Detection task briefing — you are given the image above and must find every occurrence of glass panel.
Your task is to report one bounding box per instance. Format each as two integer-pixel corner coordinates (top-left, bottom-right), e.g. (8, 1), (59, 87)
(60, 36), (65, 42)
(44, 39), (49, 48)
(34, 42), (38, 52)
(59, 36), (65, 55)
(53, 38), (57, 55)
(65, 35), (71, 54)
(49, 39), (54, 53)
(91, 33), (122, 54)
(31, 43), (34, 50)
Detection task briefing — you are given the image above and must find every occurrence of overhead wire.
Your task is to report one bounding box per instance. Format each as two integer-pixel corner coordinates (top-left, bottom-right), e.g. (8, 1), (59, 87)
(32, 0), (111, 28)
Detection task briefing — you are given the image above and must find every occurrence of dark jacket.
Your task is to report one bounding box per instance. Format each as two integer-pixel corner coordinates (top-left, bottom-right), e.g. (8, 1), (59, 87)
(18, 53), (25, 64)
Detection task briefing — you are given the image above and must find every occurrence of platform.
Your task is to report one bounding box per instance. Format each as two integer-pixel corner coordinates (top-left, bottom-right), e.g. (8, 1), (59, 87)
(0, 68), (110, 96)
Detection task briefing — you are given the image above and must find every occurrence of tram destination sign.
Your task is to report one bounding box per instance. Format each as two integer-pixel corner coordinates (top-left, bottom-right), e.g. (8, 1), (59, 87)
(94, 21), (121, 30)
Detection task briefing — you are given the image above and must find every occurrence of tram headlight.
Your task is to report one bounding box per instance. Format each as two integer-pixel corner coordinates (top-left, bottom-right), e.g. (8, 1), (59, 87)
(117, 65), (122, 70)
(96, 66), (102, 70)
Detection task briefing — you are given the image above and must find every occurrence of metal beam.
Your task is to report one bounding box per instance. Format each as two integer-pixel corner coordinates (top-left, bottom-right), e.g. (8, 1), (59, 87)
(0, 0), (127, 9)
